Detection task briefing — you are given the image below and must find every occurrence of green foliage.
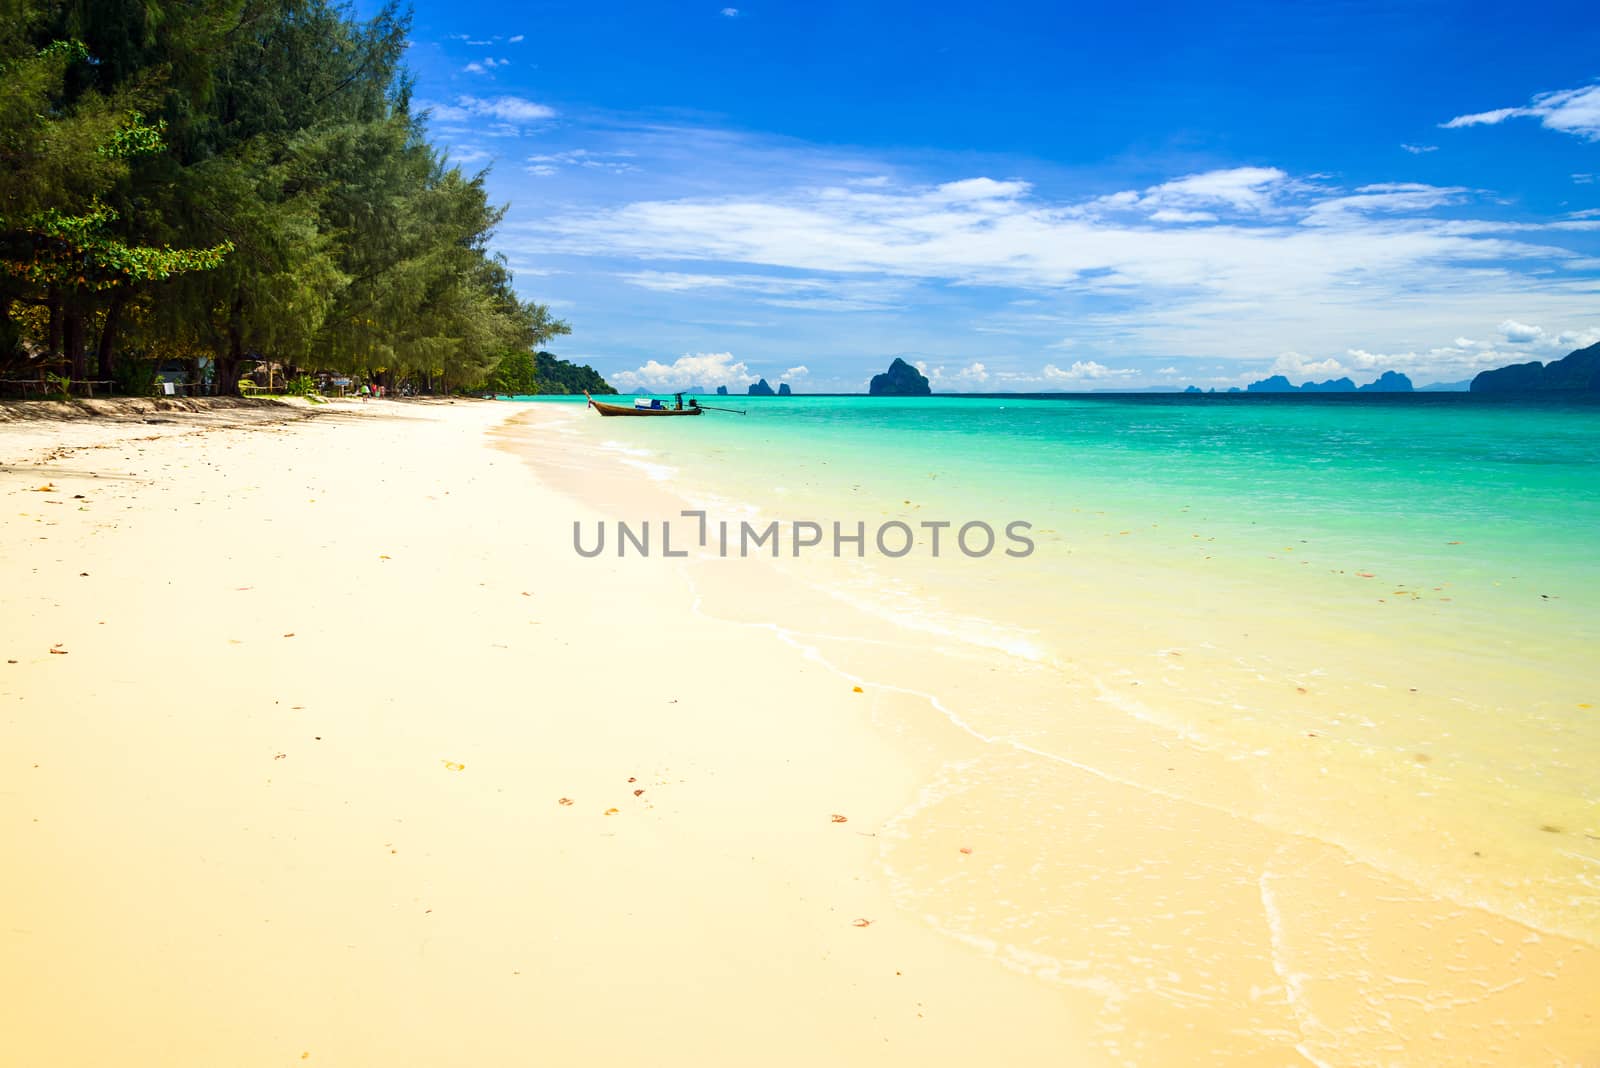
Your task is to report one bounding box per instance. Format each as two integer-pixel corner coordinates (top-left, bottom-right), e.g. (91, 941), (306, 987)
(110, 356), (157, 396)
(285, 373), (317, 396)
(3, 200), (232, 290)
(1, 0), (565, 393)
(487, 350), (539, 396)
(533, 351), (613, 395)
(97, 111), (166, 160)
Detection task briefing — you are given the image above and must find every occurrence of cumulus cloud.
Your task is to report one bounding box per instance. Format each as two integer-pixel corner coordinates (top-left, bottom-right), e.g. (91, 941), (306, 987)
(784, 365), (810, 378)
(955, 361), (989, 383)
(463, 57), (510, 73)
(1401, 143), (1439, 154)
(721, 6), (739, 14)
(610, 352), (758, 392)
(1042, 361), (1136, 381)
(1442, 82), (1600, 141)
(1269, 352), (1348, 379)
(1499, 319), (1545, 342)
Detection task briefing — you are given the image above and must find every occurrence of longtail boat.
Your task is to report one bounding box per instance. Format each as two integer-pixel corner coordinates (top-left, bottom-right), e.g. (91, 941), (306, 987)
(584, 390), (705, 417)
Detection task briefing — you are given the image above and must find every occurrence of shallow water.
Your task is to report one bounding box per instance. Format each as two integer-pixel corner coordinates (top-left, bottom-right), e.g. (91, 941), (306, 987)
(513, 392), (1600, 1062)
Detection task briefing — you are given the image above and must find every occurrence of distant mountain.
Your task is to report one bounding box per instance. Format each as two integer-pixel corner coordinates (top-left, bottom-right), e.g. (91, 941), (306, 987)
(1243, 370), (1412, 393)
(1358, 370), (1412, 392)
(778, 382), (792, 395)
(715, 385), (729, 395)
(1471, 341), (1600, 392)
(748, 378), (776, 396)
(1417, 379), (1473, 392)
(869, 357), (932, 396)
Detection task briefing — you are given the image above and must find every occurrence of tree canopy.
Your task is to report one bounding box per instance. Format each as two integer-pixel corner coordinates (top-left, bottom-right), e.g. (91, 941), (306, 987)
(1, 0), (574, 394)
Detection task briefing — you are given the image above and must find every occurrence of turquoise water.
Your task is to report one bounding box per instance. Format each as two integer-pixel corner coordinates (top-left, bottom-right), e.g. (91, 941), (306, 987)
(543, 392), (1598, 629)
(522, 392), (1600, 943)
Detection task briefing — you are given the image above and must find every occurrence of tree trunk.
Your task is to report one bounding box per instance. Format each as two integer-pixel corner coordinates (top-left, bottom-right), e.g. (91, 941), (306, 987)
(64, 306), (87, 384)
(46, 287), (62, 366)
(97, 290), (128, 383)
(218, 293), (245, 394)
(0, 295), (18, 368)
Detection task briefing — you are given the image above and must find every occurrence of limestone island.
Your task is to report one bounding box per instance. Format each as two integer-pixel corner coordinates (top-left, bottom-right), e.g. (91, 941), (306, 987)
(868, 357), (931, 396)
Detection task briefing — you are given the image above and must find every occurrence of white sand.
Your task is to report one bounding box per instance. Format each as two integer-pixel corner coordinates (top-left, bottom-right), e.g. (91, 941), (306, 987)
(0, 399), (1090, 1066)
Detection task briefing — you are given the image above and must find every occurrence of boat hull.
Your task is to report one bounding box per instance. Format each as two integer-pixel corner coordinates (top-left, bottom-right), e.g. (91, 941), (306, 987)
(587, 398), (704, 417)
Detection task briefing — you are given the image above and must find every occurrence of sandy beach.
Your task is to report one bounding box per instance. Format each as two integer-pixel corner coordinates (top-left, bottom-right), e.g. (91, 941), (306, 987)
(0, 398), (1086, 1067)
(4, 397), (1595, 1067)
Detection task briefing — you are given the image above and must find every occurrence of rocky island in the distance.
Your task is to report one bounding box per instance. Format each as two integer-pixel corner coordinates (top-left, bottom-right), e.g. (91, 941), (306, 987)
(691, 342), (1599, 397)
(869, 357), (933, 396)
(1470, 340), (1600, 392)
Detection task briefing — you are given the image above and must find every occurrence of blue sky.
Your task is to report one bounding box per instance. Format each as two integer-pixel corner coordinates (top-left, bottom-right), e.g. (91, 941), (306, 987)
(394, 1), (1600, 391)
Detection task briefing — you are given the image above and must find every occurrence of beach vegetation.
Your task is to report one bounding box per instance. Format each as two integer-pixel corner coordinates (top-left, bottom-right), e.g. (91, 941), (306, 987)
(1, 0), (570, 397)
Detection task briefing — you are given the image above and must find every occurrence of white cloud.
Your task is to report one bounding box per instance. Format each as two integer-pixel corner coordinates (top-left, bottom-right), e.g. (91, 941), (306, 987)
(721, 7), (739, 15)
(616, 269), (902, 310)
(1401, 143), (1438, 154)
(521, 149), (1600, 371)
(1499, 319), (1544, 342)
(543, 168), (1580, 306)
(610, 352), (758, 392)
(1442, 82), (1600, 141)
(1269, 352), (1354, 380)
(448, 146), (490, 165)
(930, 177), (1031, 203)
(1555, 327), (1600, 349)
(1300, 182), (1470, 226)
(1042, 360), (1136, 381)
(784, 365), (810, 378)
(1156, 366), (1179, 375)
(464, 57), (510, 73)
(508, 34), (525, 42)
(1148, 209), (1217, 224)
(525, 148), (636, 176)
(1574, 173), (1596, 185)
(955, 361), (989, 383)
(424, 95), (555, 126)
(1143, 167), (1288, 213)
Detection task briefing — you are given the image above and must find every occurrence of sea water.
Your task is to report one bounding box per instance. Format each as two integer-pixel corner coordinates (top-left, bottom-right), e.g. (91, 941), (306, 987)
(516, 392), (1599, 1060)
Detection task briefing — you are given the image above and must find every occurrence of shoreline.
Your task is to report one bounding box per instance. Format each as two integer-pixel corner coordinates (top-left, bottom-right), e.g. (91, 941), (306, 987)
(1, 399), (1092, 1066)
